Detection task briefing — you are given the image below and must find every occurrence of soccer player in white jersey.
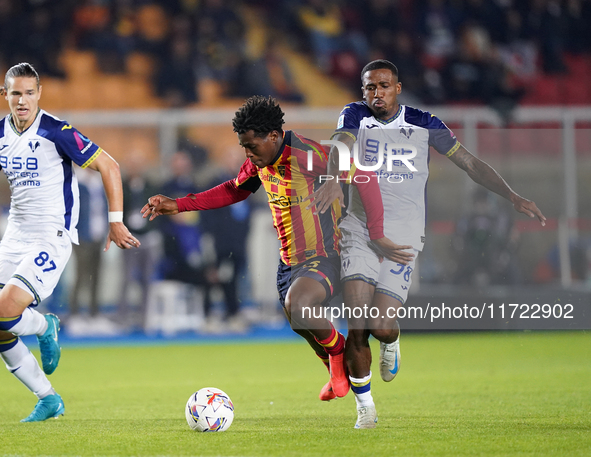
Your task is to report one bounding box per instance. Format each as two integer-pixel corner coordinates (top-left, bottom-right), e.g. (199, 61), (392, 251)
(308, 60), (546, 428)
(0, 63), (140, 422)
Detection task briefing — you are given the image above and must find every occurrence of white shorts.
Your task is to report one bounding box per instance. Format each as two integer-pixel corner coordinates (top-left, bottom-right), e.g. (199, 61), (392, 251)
(340, 226), (418, 304)
(0, 233), (72, 306)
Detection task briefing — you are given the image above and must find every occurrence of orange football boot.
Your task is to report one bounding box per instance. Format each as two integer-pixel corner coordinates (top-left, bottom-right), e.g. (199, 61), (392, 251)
(319, 381), (336, 401)
(328, 352), (350, 397)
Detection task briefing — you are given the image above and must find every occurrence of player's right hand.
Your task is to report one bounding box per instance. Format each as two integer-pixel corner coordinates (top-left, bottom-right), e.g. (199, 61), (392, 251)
(141, 194), (179, 221)
(370, 237), (415, 265)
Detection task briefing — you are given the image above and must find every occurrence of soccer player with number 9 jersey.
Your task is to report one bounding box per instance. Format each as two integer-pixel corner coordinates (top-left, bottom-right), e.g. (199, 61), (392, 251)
(309, 60), (547, 429)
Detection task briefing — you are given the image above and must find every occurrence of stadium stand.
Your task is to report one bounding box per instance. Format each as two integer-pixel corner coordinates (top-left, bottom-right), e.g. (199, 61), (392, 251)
(1, 0), (589, 111)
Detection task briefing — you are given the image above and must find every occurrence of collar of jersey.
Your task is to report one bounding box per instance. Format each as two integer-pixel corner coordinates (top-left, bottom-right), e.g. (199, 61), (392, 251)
(9, 108), (41, 136)
(268, 130), (288, 167)
(375, 104), (402, 125)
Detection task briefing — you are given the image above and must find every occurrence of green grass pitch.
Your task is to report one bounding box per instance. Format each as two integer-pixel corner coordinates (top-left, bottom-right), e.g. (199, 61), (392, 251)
(1, 331), (590, 456)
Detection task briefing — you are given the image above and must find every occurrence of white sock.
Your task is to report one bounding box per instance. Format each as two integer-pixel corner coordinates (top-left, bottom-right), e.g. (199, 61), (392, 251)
(350, 372), (374, 407)
(1, 338), (52, 398)
(8, 308), (48, 336)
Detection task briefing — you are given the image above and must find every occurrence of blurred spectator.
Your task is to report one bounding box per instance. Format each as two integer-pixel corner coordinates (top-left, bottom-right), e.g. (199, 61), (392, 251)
(135, 3), (170, 65)
(19, 5), (66, 78)
(359, 0), (401, 57)
(158, 150), (216, 329)
(0, 0), (20, 70)
(452, 188), (521, 286)
(67, 168), (119, 336)
(378, 30), (426, 103)
(442, 23), (524, 111)
(74, 0), (139, 73)
(201, 149), (253, 333)
(194, 0), (246, 93)
(156, 34), (198, 106)
(520, 0), (569, 73)
(236, 37), (304, 103)
(297, 0), (368, 74)
(118, 150), (161, 328)
(418, 0), (462, 69)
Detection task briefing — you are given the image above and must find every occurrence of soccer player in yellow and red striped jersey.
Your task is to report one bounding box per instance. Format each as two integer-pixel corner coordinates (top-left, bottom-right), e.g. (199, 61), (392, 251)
(142, 96), (402, 400)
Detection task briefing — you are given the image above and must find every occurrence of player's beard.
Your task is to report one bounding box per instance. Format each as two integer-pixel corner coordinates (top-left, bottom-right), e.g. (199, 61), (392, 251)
(372, 104), (389, 118)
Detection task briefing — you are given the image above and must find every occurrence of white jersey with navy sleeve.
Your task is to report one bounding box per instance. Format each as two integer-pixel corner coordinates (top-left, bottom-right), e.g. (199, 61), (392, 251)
(0, 109), (103, 244)
(336, 102), (460, 251)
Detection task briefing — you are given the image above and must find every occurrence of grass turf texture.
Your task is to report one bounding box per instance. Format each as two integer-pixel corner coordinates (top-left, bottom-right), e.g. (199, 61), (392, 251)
(1, 331), (590, 457)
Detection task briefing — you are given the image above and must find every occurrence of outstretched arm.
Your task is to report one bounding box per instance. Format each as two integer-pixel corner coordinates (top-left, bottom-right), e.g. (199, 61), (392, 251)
(448, 145), (546, 225)
(86, 151), (141, 251)
(141, 179), (252, 221)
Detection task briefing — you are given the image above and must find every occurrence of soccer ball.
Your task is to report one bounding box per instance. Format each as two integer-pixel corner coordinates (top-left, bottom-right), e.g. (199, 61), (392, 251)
(185, 387), (234, 432)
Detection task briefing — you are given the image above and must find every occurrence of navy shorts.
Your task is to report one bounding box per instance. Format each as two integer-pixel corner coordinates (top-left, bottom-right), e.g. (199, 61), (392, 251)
(276, 256), (340, 308)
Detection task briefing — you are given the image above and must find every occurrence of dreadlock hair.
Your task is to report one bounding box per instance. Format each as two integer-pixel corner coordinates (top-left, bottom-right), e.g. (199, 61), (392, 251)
(361, 60), (399, 81)
(5, 62), (40, 89)
(232, 96), (285, 137)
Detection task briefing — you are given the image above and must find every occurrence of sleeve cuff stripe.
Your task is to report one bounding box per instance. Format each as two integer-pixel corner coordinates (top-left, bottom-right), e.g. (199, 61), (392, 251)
(81, 147), (103, 169)
(331, 131), (357, 142)
(445, 141), (461, 157)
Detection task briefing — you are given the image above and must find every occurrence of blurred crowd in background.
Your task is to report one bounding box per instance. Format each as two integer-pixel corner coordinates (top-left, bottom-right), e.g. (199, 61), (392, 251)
(1, 0), (590, 107)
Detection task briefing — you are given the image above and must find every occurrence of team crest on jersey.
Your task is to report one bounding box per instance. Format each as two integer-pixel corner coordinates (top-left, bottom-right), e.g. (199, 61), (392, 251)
(277, 165), (286, 178)
(342, 258), (350, 272)
(400, 127), (414, 139)
(28, 140), (40, 153)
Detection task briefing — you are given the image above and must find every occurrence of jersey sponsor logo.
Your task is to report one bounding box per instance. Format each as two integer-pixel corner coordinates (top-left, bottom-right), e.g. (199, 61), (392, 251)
(367, 124), (379, 129)
(61, 124), (72, 131)
(72, 130), (93, 154)
(266, 191), (304, 207)
(261, 173), (286, 186)
(0, 145), (7, 151)
(28, 140), (40, 153)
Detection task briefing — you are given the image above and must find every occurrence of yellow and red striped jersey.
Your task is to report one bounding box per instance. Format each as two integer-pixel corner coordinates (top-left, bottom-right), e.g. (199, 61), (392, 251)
(236, 130), (341, 266)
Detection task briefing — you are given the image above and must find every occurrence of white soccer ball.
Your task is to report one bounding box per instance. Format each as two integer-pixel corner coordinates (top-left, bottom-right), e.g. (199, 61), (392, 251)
(185, 387), (234, 432)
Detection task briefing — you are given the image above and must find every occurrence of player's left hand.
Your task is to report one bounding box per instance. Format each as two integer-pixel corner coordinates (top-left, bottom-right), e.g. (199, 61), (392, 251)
(104, 222), (141, 251)
(370, 237), (415, 265)
(512, 196), (546, 226)
(304, 179), (345, 214)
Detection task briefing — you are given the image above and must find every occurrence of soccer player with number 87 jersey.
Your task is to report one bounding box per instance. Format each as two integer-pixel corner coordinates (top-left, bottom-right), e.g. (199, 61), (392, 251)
(0, 63), (140, 422)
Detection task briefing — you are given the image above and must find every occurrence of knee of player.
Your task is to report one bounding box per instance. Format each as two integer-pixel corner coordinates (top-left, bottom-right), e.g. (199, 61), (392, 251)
(286, 295), (323, 322)
(369, 325), (398, 343)
(0, 288), (34, 318)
